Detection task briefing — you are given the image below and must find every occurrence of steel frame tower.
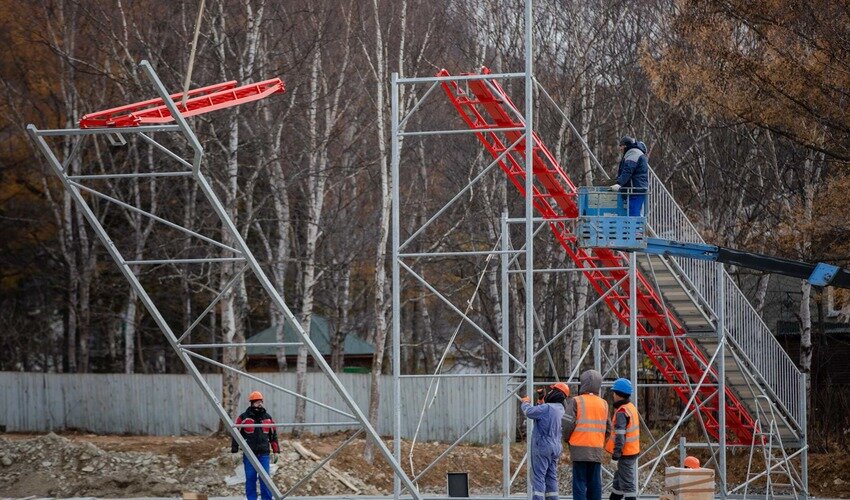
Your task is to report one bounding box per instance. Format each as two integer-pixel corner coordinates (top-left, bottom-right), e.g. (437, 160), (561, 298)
(389, 0), (543, 496)
(390, 1), (808, 498)
(28, 60), (422, 500)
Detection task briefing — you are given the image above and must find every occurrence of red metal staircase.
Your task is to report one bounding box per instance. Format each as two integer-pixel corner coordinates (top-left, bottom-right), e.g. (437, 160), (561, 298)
(438, 68), (757, 445)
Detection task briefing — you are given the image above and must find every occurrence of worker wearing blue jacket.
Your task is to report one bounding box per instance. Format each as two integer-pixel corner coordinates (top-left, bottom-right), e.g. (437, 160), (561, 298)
(608, 136), (649, 216)
(521, 383), (569, 500)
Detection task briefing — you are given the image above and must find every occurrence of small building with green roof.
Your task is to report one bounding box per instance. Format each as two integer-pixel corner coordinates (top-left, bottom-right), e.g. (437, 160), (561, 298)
(245, 314), (374, 372)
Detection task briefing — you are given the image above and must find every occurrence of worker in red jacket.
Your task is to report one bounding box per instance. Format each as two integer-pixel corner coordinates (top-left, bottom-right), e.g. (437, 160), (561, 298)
(231, 391), (280, 500)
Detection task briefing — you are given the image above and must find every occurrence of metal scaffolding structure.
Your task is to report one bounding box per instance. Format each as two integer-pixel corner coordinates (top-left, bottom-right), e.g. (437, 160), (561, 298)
(390, 2), (808, 499)
(27, 60), (422, 500)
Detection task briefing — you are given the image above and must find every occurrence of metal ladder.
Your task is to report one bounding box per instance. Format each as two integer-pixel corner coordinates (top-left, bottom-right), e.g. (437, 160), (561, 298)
(743, 395), (803, 499)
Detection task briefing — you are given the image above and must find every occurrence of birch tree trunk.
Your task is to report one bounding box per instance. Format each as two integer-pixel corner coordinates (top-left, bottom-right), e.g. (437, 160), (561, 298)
(331, 263), (351, 373)
(268, 120), (291, 372)
(799, 280), (812, 408)
(293, 50), (325, 433)
(796, 152), (821, 413)
(361, 0), (436, 461)
(362, 0), (394, 463)
(293, 10), (352, 426)
(220, 108), (246, 420)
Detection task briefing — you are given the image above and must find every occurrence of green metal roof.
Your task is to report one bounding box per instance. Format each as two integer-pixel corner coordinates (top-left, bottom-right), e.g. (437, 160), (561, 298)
(245, 315), (374, 357)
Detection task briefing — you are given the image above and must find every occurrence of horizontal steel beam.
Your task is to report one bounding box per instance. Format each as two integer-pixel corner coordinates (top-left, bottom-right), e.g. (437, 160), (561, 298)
(505, 216), (576, 223)
(124, 257), (246, 265)
(399, 250), (523, 258)
(508, 266), (630, 273)
(233, 422), (359, 428)
(181, 342), (302, 349)
(396, 72), (526, 84)
(68, 171), (192, 180)
(399, 373), (521, 379)
(400, 126), (525, 137)
(33, 125), (181, 136)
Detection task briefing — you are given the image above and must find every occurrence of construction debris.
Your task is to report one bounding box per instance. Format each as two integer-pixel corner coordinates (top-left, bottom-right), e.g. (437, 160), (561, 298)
(0, 433), (377, 498)
(291, 440), (361, 493)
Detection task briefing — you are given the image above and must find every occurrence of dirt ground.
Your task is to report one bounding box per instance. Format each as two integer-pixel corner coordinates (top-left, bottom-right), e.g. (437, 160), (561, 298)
(0, 431), (846, 498)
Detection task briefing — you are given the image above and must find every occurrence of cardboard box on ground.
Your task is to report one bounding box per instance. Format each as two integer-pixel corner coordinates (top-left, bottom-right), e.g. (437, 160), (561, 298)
(660, 466), (715, 500)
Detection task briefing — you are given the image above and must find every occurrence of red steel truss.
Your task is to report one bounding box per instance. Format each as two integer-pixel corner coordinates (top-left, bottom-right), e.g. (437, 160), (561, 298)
(79, 78), (284, 128)
(438, 67), (757, 445)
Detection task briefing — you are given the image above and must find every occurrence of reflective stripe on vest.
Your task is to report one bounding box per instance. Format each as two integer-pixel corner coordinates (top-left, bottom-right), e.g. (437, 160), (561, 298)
(605, 402), (640, 455)
(569, 394), (608, 449)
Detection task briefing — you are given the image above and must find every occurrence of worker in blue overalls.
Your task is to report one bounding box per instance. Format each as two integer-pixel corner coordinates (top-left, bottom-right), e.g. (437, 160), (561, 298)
(608, 136), (649, 216)
(521, 383), (570, 500)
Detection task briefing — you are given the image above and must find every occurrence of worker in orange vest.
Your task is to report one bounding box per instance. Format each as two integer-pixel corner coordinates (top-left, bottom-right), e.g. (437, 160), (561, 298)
(562, 370), (610, 500)
(605, 378), (640, 500)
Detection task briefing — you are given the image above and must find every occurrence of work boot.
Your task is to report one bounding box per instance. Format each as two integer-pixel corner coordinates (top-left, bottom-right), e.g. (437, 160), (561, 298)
(609, 494), (623, 500)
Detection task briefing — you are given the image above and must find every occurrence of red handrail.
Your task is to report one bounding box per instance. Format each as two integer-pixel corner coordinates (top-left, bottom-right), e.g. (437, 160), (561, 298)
(79, 78), (285, 128)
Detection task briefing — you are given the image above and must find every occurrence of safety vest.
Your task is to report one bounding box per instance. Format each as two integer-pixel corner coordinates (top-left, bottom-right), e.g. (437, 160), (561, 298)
(569, 394), (609, 448)
(605, 402), (640, 455)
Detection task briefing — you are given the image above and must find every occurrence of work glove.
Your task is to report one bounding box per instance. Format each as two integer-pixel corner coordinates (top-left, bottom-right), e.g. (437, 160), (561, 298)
(610, 183), (621, 191)
(520, 396), (530, 404)
(272, 453), (279, 464)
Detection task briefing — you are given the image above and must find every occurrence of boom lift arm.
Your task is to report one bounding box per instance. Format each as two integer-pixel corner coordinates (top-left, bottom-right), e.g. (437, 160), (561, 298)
(642, 238), (850, 289)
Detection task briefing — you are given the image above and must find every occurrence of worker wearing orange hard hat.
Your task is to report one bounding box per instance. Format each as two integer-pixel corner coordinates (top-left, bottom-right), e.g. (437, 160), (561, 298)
(521, 382), (570, 500)
(231, 390), (280, 500)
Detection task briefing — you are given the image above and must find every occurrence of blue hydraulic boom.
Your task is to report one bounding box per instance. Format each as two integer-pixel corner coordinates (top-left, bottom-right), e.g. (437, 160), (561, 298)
(577, 187), (850, 289)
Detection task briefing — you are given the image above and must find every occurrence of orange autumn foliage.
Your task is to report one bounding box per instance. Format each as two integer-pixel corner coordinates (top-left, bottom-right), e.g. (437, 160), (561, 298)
(643, 0), (850, 162)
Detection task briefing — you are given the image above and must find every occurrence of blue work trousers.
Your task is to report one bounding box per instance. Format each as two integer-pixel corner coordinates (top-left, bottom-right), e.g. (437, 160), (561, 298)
(530, 448), (560, 500)
(243, 454), (272, 500)
(572, 461), (602, 500)
(625, 194), (646, 216)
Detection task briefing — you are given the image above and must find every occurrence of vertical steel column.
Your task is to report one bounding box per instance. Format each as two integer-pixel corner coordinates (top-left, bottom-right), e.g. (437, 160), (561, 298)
(800, 374), (809, 498)
(523, 1), (535, 497)
(593, 328), (601, 374)
(717, 263), (727, 498)
(501, 212), (512, 496)
(390, 72), (402, 500)
(628, 251), (638, 488)
(629, 252), (638, 408)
